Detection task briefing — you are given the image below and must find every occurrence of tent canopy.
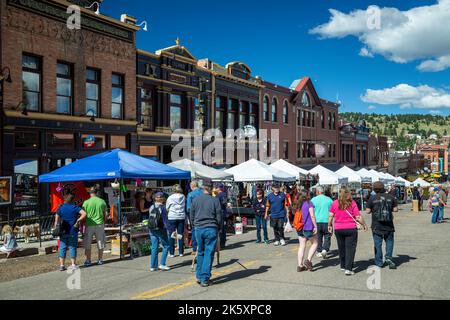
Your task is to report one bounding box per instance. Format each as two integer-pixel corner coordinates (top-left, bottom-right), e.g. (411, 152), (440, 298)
(270, 159), (308, 180)
(370, 170), (395, 183)
(357, 168), (379, 183)
(168, 159), (233, 180)
(309, 165), (348, 185)
(225, 159), (296, 182)
(39, 149), (191, 183)
(335, 166), (362, 184)
(395, 176), (411, 187)
(412, 178), (431, 188)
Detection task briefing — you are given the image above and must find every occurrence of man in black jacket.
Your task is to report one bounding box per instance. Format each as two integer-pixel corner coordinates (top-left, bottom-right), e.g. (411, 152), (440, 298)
(190, 184), (222, 287)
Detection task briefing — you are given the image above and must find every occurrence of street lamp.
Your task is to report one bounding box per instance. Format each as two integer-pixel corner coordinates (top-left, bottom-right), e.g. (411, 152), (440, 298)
(85, 2), (100, 15)
(136, 21), (148, 31)
(84, 110), (96, 122)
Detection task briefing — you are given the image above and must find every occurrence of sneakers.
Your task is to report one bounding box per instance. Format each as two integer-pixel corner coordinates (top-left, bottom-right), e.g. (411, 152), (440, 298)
(179, 254), (184, 257)
(69, 264), (79, 270)
(340, 268), (345, 272)
(84, 260), (92, 267)
(345, 270), (355, 276)
(321, 250), (327, 259)
(316, 252), (323, 258)
(150, 268), (156, 272)
(280, 239), (286, 246)
(59, 265), (67, 272)
(169, 254), (175, 258)
(97, 260), (104, 266)
(385, 259), (397, 270)
(255, 240), (262, 244)
(264, 240), (270, 245)
(273, 241), (280, 246)
(159, 265), (171, 271)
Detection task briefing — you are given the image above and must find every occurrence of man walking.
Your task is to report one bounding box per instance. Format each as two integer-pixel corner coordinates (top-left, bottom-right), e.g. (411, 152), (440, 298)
(366, 182), (398, 269)
(190, 184), (222, 287)
(265, 184), (289, 246)
(186, 181), (203, 255)
(438, 187), (447, 223)
(83, 186), (108, 266)
(215, 184), (228, 248)
(311, 187), (333, 258)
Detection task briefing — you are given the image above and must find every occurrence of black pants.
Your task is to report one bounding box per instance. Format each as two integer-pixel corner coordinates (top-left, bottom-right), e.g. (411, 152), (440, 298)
(317, 222), (331, 253)
(271, 218), (285, 242)
(335, 229), (358, 271)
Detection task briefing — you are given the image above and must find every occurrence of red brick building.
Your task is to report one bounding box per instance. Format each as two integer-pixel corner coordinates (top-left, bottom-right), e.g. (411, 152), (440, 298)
(417, 144), (449, 174)
(261, 77), (339, 166)
(0, 0), (139, 217)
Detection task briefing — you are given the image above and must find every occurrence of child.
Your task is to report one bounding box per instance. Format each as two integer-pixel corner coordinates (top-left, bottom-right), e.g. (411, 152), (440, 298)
(1, 225), (18, 258)
(148, 192), (171, 271)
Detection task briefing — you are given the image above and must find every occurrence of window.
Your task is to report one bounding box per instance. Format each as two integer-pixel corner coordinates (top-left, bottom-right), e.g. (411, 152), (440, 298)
(22, 54), (41, 111)
(297, 142), (302, 158)
(302, 110), (306, 126)
(215, 96), (225, 131)
(263, 96), (269, 121)
(306, 112), (311, 127)
(283, 142), (289, 159)
(239, 101), (249, 128)
(333, 144), (336, 158)
(227, 99), (238, 130)
(47, 132), (74, 150)
(332, 113), (336, 130)
(112, 73), (124, 119)
(328, 112), (332, 129)
(302, 92), (310, 107)
(321, 110), (325, 129)
(56, 62), (73, 114)
(297, 109), (301, 126)
(170, 94), (182, 131)
(312, 112), (315, 128)
(86, 68), (100, 117)
(271, 98), (277, 122)
(15, 131), (39, 149)
(282, 101), (288, 124)
(140, 88), (153, 129)
(328, 144), (332, 157)
(249, 103), (258, 127)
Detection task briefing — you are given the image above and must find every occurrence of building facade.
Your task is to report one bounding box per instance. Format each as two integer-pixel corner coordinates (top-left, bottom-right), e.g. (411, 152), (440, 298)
(0, 0), (139, 217)
(338, 120), (370, 169)
(417, 144), (449, 174)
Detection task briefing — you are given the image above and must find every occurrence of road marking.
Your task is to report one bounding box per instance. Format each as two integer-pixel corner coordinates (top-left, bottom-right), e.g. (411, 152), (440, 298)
(131, 260), (257, 300)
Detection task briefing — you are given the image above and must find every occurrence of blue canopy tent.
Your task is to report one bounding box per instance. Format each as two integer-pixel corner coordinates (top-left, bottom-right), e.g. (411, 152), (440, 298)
(39, 149), (190, 258)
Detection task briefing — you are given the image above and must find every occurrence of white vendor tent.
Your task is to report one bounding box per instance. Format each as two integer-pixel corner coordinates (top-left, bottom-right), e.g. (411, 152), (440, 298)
(309, 165), (348, 185)
(335, 166), (362, 184)
(395, 176), (412, 187)
(270, 159), (308, 180)
(412, 178), (431, 188)
(357, 168), (379, 183)
(168, 159), (233, 181)
(225, 159), (296, 182)
(370, 170), (395, 183)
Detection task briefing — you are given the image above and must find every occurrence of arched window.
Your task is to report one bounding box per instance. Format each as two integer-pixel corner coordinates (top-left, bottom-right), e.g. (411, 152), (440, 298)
(302, 92), (310, 107)
(282, 100), (289, 124)
(263, 96), (269, 121)
(272, 97), (277, 122)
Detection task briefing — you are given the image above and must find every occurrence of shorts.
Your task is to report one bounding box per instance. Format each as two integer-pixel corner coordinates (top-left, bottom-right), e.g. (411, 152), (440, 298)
(84, 224), (106, 250)
(297, 230), (316, 239)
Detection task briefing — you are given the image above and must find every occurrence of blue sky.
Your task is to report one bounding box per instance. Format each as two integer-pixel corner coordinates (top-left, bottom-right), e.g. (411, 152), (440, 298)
(102, 0), (450, 115)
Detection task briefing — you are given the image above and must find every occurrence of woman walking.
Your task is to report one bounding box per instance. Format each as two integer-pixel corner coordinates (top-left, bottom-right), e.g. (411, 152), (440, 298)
(166, 184), (186, 257)
(55, 193), (87, 271)
(295, 191), (318, 272)
(328, 187), (368, 276)
(149, 192), (171, 271)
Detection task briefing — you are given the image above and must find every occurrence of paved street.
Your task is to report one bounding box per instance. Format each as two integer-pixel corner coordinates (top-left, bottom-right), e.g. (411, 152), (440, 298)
(1, 205), (449, 300)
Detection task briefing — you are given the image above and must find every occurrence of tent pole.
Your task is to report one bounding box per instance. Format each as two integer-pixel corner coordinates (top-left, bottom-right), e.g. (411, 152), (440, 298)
(119, 178), (123, 260)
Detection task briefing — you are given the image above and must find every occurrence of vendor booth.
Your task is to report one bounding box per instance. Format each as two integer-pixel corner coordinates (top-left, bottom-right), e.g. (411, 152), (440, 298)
(309, 165), (348, 186)
(270, 159), (309, 180)
(39, 149), (191, 259)
(168, 159), (233, 181)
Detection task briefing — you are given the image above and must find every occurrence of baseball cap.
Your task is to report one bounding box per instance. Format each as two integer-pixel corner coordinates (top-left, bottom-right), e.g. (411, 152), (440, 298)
(154, 192), (165, 198)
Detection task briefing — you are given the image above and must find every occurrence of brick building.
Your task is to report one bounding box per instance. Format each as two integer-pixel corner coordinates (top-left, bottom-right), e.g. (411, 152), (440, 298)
(417, 144), (449, 174)
(338, 120), (370, 169)
(0, 0), (139, 217)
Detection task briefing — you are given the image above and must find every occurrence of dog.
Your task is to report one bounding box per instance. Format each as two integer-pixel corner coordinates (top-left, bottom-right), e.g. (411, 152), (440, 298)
(191, 235), (221, 271)
(13, 224), (41, 243)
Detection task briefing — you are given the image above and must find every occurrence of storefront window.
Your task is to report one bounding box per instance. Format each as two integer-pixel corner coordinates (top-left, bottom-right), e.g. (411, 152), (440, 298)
(47, 132), (74, 150)
(14, 159), (39, 214)
(15, 131), (39, 149)
(81, 134), (105, 150)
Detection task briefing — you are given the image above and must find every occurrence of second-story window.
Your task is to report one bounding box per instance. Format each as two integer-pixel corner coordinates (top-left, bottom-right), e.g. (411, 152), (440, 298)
(332, 113), (336, 129)
(282, 101), (288, 124)
(227, 98), (238, 130)
(249, 103), (258, 127)
(170, 94), (182, 131)
(271, 98), (277, 122)
(86, 68), (100, 117)
(215, 96), (225, 132)
(321, 110), (325, 128)
(263, 96), (269, 121)
(112, 73), (124, 119)
(56, 62), (73, 114)
(22, 54), (42, 111)
(328, 112), (332, 129)
(140, 88), (153, 130)
(239, 101), (248, 128)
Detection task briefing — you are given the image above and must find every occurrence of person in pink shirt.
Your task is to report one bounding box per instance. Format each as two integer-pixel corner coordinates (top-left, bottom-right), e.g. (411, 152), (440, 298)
(328, 187), (368, 276)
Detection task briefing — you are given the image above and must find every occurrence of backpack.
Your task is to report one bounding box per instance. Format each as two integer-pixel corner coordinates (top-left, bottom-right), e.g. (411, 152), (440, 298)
(374, 195), (393, 222)
(148, 205), (164, 231)
(293, 209), (304, 232)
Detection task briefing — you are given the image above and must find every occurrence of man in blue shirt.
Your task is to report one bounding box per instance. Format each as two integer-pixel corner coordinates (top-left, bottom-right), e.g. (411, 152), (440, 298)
(265, 184), (289, 246)
(186, 181), (203, 254)
(311, 186), (333, 258)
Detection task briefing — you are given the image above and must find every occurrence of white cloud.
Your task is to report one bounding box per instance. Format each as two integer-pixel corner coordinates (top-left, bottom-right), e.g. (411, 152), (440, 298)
(361, 84), (450, 109)
(310, 0), (450, 72)
(368, 105), (377, 110)
(359, 47), (374, 58)
(430, 110), (442, 114)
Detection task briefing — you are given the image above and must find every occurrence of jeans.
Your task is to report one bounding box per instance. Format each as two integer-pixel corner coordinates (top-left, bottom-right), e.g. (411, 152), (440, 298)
(316, 222), (331, 253)
(335, 229), (358, 271)
(255, 215), (268, 242)
(191, 227), (197, 252)
(438, 206), (445, 222)
(271, 217), (285, 242)
(168, 219), (185, 255)
(150, 229), (169, 268)
(59, 234), (78, 259)
(373, 232), (394, 267)
(195, 227), (218, 283)
(432, 206), (440, 224)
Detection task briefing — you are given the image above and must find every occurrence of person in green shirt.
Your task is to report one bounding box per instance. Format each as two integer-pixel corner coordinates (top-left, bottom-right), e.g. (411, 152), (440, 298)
(82, 186), (108, 267)
(311, 187), (333, 259)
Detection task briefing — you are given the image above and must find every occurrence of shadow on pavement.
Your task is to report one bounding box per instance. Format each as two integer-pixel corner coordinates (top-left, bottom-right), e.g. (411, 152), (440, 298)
(221, 239), (258, 251)
(212, 265), (271, 285)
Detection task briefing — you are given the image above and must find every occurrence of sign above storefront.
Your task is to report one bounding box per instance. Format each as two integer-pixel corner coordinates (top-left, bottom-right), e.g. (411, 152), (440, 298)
(83, 135), (96, 148)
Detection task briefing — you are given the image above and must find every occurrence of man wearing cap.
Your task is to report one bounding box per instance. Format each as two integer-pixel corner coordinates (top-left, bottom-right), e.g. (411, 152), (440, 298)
(366, 181), (398, 269)
(190, 184), (222, 287)
(265, 184), (289, 246)
(83, 186), (108, 267)
(214, 184), (228, 248)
